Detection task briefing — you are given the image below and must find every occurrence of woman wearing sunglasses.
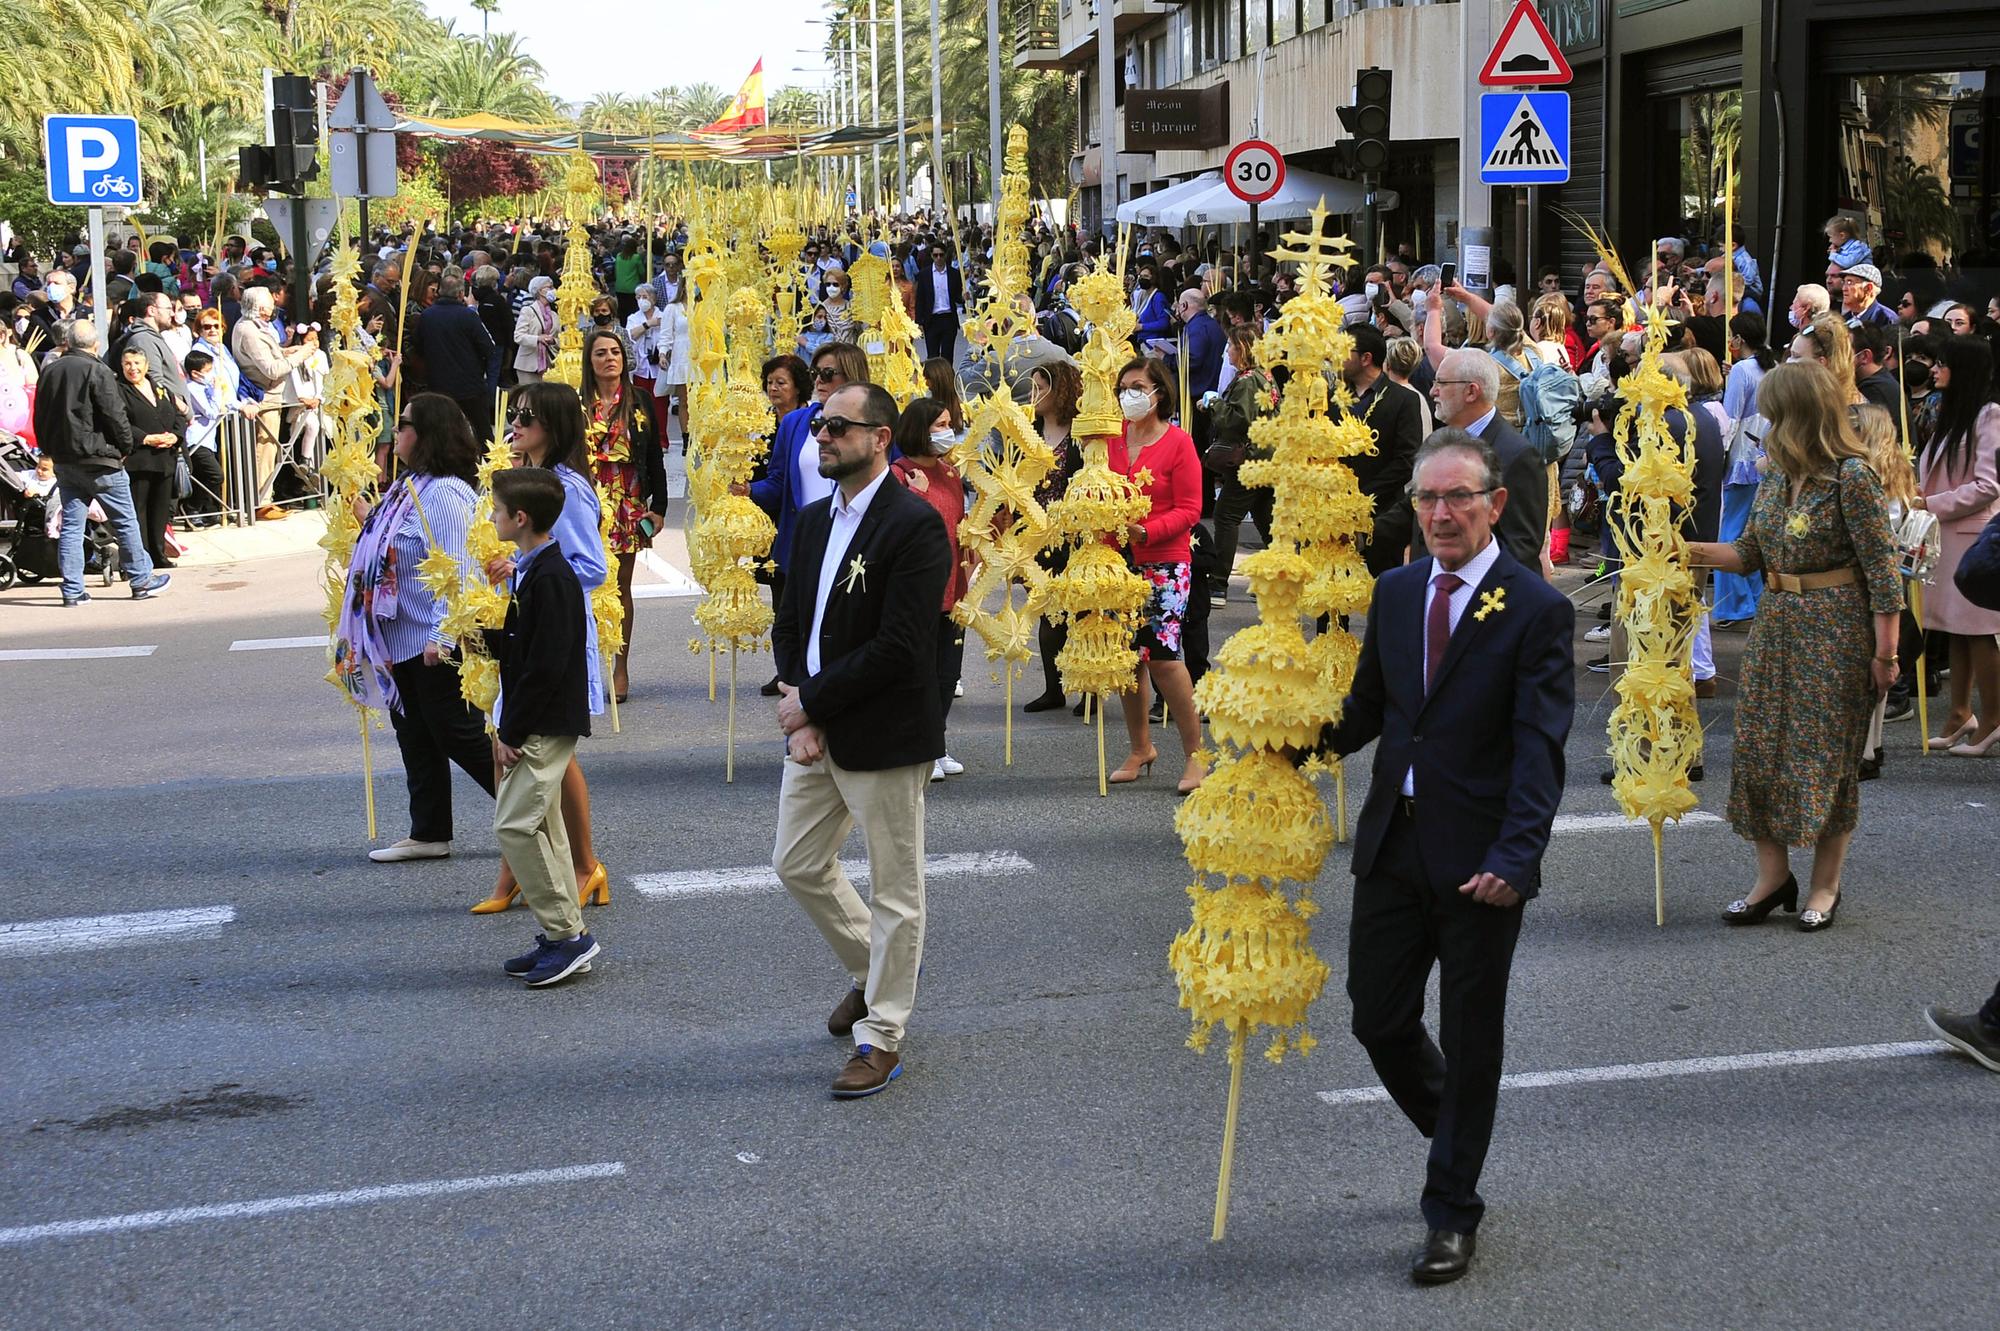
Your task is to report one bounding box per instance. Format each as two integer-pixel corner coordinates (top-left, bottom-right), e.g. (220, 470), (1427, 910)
(579, 327), (665, 703)
(467, 382), (613, 914)
(337, 394), (495, 866)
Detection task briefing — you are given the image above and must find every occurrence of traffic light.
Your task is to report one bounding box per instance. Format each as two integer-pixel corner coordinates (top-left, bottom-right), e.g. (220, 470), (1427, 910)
(1337, 67), (1393, 176)
(240, 74), (320, 193)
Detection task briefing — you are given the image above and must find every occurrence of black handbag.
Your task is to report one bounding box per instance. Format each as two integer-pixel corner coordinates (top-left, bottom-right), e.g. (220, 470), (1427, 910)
(173, 446), (192, 500)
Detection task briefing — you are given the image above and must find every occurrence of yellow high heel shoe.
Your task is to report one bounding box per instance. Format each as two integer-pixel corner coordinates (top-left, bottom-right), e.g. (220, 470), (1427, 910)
(578, 863), (610, 908)
(469, 884), (521, 915)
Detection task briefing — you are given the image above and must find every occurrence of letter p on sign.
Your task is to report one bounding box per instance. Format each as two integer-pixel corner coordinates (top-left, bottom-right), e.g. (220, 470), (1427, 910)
(42, 114), (142, 206)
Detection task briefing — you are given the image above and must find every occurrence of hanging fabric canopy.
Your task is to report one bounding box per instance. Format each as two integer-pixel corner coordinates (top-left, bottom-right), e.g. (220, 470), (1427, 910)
(1178, 169), (1400, 228)
(1117, 172), (1222, 227)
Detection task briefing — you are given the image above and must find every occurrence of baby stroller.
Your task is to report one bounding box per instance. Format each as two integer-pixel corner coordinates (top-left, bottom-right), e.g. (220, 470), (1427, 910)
(0, 434), (119, 591)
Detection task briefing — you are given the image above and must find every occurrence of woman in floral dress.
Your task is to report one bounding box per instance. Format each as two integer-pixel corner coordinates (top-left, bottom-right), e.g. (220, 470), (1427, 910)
(579, 328), (666, 702)
(1688, 361), (1903, 933)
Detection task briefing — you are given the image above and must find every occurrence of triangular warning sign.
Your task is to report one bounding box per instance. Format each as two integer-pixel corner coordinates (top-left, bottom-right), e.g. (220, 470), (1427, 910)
(1486, 96), (1566, 171)
(1479, 0), (1573, 87)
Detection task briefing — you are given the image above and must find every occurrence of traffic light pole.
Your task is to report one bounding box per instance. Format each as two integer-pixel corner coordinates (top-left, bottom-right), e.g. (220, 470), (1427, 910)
(1362, 175), (1378, 270)
(288, 183), (310, 334)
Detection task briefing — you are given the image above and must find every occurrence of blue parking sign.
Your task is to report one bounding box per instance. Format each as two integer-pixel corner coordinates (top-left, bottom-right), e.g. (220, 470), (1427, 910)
(43, 115), (143, 206)
(1479, 92), (1570, 186)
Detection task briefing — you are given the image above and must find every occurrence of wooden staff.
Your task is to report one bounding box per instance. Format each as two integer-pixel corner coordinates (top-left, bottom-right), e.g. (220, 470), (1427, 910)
(1096, 693), (1107, 797)
(358, 707), (377, 840)
(1211, 1021), (1248, 1241)
(726, 647), (738, 784)
(1334, 762), (1347, 844)
(1652, 821), (1666, 927)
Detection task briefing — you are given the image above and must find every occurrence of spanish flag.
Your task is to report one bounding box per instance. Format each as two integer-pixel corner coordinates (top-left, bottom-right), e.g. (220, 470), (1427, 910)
(697, 59), (767, 135)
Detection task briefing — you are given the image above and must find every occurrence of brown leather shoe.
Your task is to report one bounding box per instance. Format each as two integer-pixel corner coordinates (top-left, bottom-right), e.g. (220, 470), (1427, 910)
(831, 1045), (901, 1098)
(827, 986), (867, 1038)
(1694, 677), (1718, 698)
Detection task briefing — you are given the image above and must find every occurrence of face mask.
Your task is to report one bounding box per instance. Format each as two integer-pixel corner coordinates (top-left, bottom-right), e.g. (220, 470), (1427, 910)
(1119, 389), (1153, 420)
(540, 289), (556, 303)
(826, 287), (843, 299)
(1136, 278), (1152, 289)
(1365, 282), (1381, 300)
(174, 309), (187, 325)
(812, 317), (827, 331)
(929, 429), (956, 449)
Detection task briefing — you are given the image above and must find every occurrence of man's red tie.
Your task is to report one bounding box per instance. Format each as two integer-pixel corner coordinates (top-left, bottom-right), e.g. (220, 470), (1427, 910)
(1426, 573), (1463, 692)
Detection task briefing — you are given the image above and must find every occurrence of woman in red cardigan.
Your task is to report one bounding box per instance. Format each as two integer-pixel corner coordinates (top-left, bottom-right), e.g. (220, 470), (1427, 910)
(1109, 357), (1207, 793)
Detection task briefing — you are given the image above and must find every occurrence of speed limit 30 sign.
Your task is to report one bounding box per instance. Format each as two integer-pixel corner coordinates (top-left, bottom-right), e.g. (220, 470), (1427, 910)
(1223, 139), (1285, 205)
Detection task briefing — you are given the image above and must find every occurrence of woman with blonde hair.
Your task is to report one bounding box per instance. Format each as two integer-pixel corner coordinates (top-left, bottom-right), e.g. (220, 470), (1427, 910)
(1528, 292), (1580, 372)
(1383, 336), (1434, 436)
(1687, 361), (1903, 933)
(1790, 312), (1861, 405)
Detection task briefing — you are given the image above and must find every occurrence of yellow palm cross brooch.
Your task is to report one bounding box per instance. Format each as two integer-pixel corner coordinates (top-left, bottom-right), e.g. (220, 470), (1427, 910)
(842, 553), (869, 594)
(1473, 587), (1507, 622)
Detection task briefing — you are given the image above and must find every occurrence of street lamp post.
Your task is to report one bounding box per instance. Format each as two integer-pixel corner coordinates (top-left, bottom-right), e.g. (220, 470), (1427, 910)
(869, 0), (883, 211)
(986, 0), (1003, 217)
(931, 0), (945, 218)
(893, 0), (908, 211)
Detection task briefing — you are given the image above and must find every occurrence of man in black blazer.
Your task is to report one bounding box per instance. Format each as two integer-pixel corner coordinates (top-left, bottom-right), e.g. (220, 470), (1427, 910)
(917, 246), (964, 363)
(1416, 348), (1548, 569)
(1339, 323), (1428, 574)
(772, 383), (950, 1099)
(1316, 428), (1575, 1284)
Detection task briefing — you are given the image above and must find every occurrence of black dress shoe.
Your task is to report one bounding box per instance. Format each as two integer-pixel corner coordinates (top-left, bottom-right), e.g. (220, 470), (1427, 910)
(760, 675), (781, 697)
(1411, 1229), (1475, 1285)
(1022, 692), (1067, 713)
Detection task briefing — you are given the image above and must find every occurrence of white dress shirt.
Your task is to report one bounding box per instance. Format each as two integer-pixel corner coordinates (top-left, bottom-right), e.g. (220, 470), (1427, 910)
(792, 410), (836, 516)
(1464, 405), (1497, 438)
(1405, 535), (1503, 796)
(930, 267), (952, 315)
(806, 467), (891, 677)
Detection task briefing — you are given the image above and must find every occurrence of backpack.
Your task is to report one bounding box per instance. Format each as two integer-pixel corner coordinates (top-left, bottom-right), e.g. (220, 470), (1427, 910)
(1037, 304), (1083, 354)
(1493, 346), (1582, 464)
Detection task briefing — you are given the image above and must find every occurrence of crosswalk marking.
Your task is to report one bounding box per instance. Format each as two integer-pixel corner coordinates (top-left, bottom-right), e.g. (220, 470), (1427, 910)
(0, 1161), (627, 1246)
(1551, 810), (1724, 834)
(0, 906), (235, 957)
(0, 646), (157, 661)
(228, 635), (328, 652)
(633, 549), (704, 600)
(1317, 1040), (1950, 1106)
(633, 849), (1035, 899)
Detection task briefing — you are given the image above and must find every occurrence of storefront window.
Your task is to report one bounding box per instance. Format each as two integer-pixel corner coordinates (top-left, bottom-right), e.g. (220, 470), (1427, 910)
(1677, 89), (1741, 251)
(1834, 72), (1991, 262)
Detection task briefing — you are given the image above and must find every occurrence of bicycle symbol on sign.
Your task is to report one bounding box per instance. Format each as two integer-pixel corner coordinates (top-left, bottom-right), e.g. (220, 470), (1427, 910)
(90, 174), (135, 200)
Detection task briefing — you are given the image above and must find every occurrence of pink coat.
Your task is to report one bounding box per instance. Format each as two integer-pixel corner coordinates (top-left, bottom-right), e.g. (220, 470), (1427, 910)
(1920, 402), (2000, 635)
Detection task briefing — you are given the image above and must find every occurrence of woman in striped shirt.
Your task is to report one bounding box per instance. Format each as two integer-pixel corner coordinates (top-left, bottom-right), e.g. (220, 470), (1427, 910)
(336, 393), (493, 863)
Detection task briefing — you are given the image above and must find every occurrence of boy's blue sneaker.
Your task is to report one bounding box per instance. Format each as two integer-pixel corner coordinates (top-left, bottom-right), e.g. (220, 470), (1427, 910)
(520, 932), (599, 988)
(504, 934), (595, 979)
(130, 573), (171, 599)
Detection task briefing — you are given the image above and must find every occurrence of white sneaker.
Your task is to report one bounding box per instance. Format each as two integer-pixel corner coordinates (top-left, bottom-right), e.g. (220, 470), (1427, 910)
(953, 678), (964, 698)
(1584, 623), (1612, 643)
(368, 838), (452, 862)
(929, 760), (946, 783)
(939, 753), (964, 776)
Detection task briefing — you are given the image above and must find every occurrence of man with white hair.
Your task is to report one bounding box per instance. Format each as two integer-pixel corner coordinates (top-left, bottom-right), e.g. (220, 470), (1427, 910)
(1836, 262), (1898, 327)
(31, 317), (171, 605)
(1423, 349), (1547, 569)
(1788, 283), (1831, 335)
(231, 284), (315, 518)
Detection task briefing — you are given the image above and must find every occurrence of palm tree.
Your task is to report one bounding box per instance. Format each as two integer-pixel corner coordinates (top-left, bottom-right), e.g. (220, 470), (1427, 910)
(470, 0), (499, 39)
(406, 32), (557, 122)
(1885, 157), (1958, 255)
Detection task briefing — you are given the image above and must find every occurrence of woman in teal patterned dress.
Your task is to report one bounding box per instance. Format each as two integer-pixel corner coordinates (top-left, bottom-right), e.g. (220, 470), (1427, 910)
(1687, 362), (1903, 933)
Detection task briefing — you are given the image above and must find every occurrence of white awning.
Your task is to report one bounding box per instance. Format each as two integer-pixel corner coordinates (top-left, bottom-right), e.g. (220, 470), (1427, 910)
(1177, 169), (1401, 228)
(1115, 172), (1221, 227)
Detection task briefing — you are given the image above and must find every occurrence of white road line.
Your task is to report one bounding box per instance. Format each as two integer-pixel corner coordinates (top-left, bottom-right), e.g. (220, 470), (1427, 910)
(0, 907), (236, 957)
(0, 646), (157, 661)
(228, 635), (327, 652)
(1316, 1040), (1952, 1106)
(634, 849), (1035, 899)
(0, 1161), (627, 1247)
(634, 548), (704, 599)
(1552, 810), (1725, 834)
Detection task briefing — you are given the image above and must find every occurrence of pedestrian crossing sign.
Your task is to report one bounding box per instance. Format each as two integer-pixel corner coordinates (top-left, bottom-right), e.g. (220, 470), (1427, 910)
(1479, 91), (1570, 186)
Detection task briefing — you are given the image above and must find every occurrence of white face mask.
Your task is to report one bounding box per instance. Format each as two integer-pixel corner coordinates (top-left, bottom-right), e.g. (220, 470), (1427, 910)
(540, 288), (557, 303)
(929, 428), (955, 449)
(1365, 282), (1381, 301)
(1119, 388), (1153, 421)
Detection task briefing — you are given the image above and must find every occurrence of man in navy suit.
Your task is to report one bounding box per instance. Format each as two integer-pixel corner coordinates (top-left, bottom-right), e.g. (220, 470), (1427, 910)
(772, 383), (950, 1100)
(1418, 349), (1548, 569)
(1316, 428), (1575, 1284)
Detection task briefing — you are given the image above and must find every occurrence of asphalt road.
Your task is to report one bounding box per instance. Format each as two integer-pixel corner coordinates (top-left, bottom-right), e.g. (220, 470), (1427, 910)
(1, 530), (1995, 1331)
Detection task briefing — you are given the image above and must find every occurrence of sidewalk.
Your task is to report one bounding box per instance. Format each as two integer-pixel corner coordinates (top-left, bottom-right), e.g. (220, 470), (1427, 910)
(172, 509), (329, 568)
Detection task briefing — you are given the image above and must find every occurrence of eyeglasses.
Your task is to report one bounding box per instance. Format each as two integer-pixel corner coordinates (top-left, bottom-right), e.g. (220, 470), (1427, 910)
(1410, 488), (1494, 513)
(506, 407), (536, 426)
(811, 366), (844, 383)
(395, 417), (414, 431)
(1431, 379), (1475, 388)
(811, 414), (886, 438)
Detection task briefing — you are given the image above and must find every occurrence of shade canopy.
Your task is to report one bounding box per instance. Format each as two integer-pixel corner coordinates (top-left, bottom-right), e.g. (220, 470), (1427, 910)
(1116, 172), (1221, 227)
(1151, 169), (1401, 228)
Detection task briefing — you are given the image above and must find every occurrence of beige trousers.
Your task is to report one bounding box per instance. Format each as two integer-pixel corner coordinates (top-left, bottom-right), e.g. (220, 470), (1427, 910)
(494, 734), (582, 939)
(248, 400), (284, 505)
(772, 753), (929, 1051)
